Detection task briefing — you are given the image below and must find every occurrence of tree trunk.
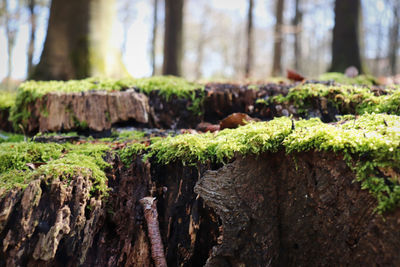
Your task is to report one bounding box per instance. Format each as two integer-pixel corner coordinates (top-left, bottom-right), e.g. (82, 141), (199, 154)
(292, 0), (302, 71)
(272, 0), (285, 77)
(194, 5), (208, 80)
(151, 0), (158, 76)
(389, 3), (400, 75)
(27, 0), (36, 78)
(33, 0), (127, 80)
(329, 0), (362, 73)
(162, 0), (184, 76)
(245, 0), (254, 78)
(3, 0), (19, 86)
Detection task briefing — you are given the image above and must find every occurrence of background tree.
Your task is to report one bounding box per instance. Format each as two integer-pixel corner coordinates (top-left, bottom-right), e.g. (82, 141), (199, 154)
(272, 0), (285, 76)
(1, 0), (21, 86)
(33, 0), (127, 80)
(26, 0), (49, 77)
(330, 0), (362, 72)
(292, 0), (302, 71)
(118, 0), (136, 55)
(387, 0), (400, 75)
(162, 0), (184, 76)
(151, 0), (158, 76)
(244, 0), (254, 78)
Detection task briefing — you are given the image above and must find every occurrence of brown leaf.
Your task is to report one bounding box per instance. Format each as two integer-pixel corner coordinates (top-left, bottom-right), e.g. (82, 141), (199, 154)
(287, 69), (305, 81)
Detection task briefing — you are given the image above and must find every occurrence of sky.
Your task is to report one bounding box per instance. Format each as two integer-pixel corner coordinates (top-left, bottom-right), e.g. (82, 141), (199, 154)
(0, 0), (394, 81)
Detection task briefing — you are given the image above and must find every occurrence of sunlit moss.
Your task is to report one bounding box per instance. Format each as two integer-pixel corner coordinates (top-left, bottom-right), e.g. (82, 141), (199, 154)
(144, 114), (400, 213)
(0, 91), (16, 110)
(0, 131), (25, 143)
(0, 141), (111, 196)
(267, 83), (400, 116)
(118, 143), (147, 166)
(319, 72), (378, 85)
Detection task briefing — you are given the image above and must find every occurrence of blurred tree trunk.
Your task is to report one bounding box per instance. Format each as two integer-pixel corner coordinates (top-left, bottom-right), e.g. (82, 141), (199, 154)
(245, 0), (254, 78)
(162, 0), (184, 76)
(33, 0), (127, 80)
(272, 0), (285, 76)
(151, 0), (158, 76)
(292, 0), (302, 71)
(194, 8), (206, 80)
(27, 0), (36, 77)
(329, 0), (362, 73)
(3, 0), (20, 85)
(388, 1), (400, 75)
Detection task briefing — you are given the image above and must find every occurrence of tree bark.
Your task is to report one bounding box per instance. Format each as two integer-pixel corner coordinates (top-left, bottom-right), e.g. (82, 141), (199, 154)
(33, 0), (127, 80)
(27, 0), (36, 78)
(151, 0), (158, 76)
(388, 2), (400, 75)
(292, 0), (302, 71)
(3, 0), (19, 85)
(329, 0), (362, 73)
(162, 0), (184, 76)
(272, 0), (285, 77)
(245, 0), (254, 78)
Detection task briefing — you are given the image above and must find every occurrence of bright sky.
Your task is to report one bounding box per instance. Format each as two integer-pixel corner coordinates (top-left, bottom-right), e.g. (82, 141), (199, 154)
(0, 0), (393, 81)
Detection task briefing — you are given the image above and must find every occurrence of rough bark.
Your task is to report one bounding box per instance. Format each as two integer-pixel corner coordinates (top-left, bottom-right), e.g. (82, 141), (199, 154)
(195, 152), (400, 266)
(162, 0), (184, 76)
(29, 90), (150, 134)
(329, 0), (362, 73)
(1, 148), (400, 266)
(245, 0), (254, 78)
(33, 0), (126, 80)
(272, 0), (285, 77)
(0, 153), (219, 266)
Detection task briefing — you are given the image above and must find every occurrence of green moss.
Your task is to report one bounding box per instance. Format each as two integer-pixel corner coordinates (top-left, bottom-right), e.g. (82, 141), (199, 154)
(0, 131), (25, 143)
(10, 76), (204, 131)
(0, 91), (16, 110)
(116, 130), (146, 141)
(0, 141), (111, 196)
(268, 83), (400, 116)
(319, 72), (378, 86)
(118, 142), (147, 166)
(146, 114), (400, 214)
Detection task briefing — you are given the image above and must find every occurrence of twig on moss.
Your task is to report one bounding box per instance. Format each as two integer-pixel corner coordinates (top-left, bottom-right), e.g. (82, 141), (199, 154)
(140, 197), (167, 267)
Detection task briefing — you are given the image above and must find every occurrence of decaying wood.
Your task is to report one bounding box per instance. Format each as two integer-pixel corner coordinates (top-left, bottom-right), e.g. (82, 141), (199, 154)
(140, 197), (167, 267)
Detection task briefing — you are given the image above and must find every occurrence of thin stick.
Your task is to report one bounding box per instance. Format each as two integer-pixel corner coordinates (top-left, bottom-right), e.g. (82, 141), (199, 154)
(140, 197), (167, 267)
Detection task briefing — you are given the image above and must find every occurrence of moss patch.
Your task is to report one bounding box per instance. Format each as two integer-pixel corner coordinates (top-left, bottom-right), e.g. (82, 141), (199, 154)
(0, 131), (25, 143)
(143, 114), (400, 213)
(0, 91), (16, 110)
(267, 83), (400, 116)
(0, 141), (111, 196)
(319, 72), (378, 86)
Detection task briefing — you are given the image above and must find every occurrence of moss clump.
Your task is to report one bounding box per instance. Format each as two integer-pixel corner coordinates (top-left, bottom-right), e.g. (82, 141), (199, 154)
(10, 76), (204, 131)
(319, 72), (378, 86)
(0, 141), (111, 196)
(146, 114), (400, 213)
(146, 118), (293, 165)
(0, 131), (25, 143)
(0, 91), (16, 110)
(118, 143), (147, 166)
(268, 83), (400, 116)
(115, 130), (146, 142)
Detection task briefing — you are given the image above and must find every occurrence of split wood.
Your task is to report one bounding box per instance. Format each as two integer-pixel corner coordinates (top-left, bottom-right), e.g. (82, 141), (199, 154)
(140, 197), (167, 267)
